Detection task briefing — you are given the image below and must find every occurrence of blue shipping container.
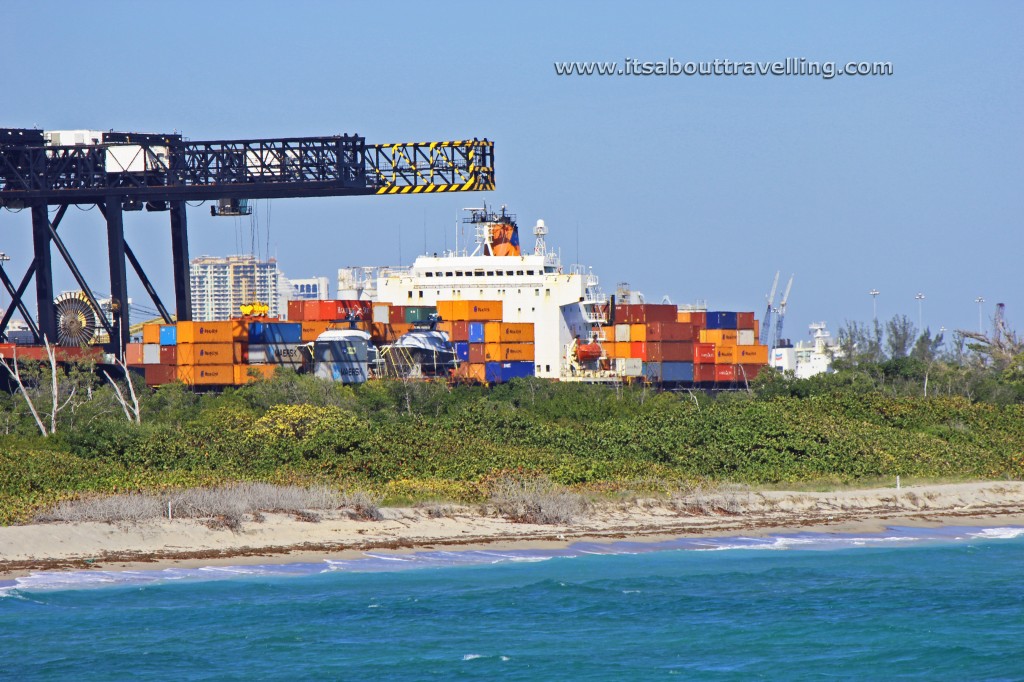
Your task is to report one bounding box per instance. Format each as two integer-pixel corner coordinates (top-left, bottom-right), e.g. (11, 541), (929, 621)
(468, 322), (486, 344)
(455, 342), (470, 362)
(159, 325), (177, 346)
(705, 311), (738, 330)
(484, 361), (534, 383)
(248, 322), (302, 344)
(643, 362), (694, 383)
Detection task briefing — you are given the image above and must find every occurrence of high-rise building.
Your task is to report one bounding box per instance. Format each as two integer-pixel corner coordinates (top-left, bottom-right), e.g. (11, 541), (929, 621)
(190, 255), (284, 321)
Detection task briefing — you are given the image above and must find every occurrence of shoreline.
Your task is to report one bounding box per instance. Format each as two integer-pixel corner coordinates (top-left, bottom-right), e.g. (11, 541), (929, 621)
(2, 481), (1023, 580)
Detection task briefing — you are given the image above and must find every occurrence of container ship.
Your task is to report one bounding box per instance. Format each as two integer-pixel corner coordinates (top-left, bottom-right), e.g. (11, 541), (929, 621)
(120, 204), (771, 388)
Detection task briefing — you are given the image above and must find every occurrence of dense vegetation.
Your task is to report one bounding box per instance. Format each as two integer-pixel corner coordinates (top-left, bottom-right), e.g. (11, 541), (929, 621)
(1, 317), (1022, 525)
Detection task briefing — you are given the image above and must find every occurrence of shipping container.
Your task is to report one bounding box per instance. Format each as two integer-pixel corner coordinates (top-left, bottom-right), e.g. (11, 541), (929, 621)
(140, 344), (159, 365)
(714, 364), (737, 383)
(159, 325), (177, 346)
(483, 343), (535, 362)
(437, 300), (503, 321)
(630, 341), (648, 361)
(176, 321), (233, 344)
(705, 311), (739, 330)
(735, 345), (769, 364)
(614, 303), (676, 324)
(689, 311), (707, 329)
(694, 342), (716, 363)
(232, 343), (248, 364)
(483, 322), (535, 344)
(736, 312), (755, 330)
(327, 300), (372, 321)
(468, 322), (486, 344)
(646, 321), (694, 342)
(247, 343), (305, 367)
(629, 324), (647, 342)
(715, 345), (736, 364)
(643, 361), (694, 383)
(737, 329), (756, 346)
(614, 357), (643, 376)
(468, 343), (486, 364)
(646, 342), (694, 363)
(247, 322), (302, 345)
(694, 364), (717, 383)
(176, 343), (234, 366)
(372, 303), (390, 324)
(404, 306), (437, 324)
(388, 306), (406, 326)
(177, 364), (234, 386)
(484, 361), (534, 383)
(231, 318), (250, 342)
(234, 364), (277, 384)
(452, 362), (486, 383)
(754, 319), (760, 340)
(676, 311), (691, 324)
(455, 342), (470, 362)
(287, 300), (305, 321)
(300, 320), (347, 342)
(159, 345), (176, 365)
(450, 321), (469, 342)
(699, 329), (738, 345)
(145, 364), (177, 386)
(738, 364), (764, 382)
(142, 324), (161, 345)
(614, 324), (631, 342)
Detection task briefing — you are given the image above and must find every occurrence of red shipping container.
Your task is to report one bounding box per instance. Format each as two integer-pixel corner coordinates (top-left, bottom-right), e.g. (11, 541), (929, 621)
(714, 365), (737, 383)
(693, 342), (716, 364)
(159, 345), (177, 365)
(689, 311), (707, 329)
(468, 343), (486, 364)
(287, 300), (305, 321)
(145, 364), (177, 386)
(737, 312), (755, 330)
(630, 341), (648, 361)
(614, 304), (677, 324)
(646, 322), (694, 342)
(694, 364), (716, 383)
(647, 341), (694, 362)
(326, 300), (372, 321)
(389, 306), (406, 326)
(450, 321), (469, 342)
(738, 364), (763, 382)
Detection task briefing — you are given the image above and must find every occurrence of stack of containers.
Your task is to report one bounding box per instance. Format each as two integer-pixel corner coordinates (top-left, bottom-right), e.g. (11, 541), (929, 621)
(366, 303), (436, 345)
(175, 321), (236, 386)
(245, 320), (304, 377)
(439, 300), (533, 383)
(288, 300), (371, 342)
(603, 304), (695, 384)
(694, 311), (769, 385)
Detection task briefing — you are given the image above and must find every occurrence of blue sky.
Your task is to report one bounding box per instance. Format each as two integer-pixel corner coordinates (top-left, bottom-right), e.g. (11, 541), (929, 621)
(3, 1), (1021, 341)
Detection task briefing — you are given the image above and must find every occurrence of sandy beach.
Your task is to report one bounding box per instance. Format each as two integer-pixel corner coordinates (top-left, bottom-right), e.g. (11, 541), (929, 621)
(2, 481), (1022, 579)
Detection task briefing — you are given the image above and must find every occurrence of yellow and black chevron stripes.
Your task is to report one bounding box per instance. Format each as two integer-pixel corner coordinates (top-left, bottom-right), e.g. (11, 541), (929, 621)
(375, 179), (488, 195)
(368, 139), (493, 194)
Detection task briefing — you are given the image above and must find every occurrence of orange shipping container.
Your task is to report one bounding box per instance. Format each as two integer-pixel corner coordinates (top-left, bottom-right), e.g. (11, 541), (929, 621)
(483, 343), (535, 362)
(234, 364), (276, 384)
(142, 324), (161, 345)
(693, 343), (716, 364)
(176, 343), (234, 366)
(483, 322), (535, 344)
(177, 364), (234, 385)
(714, 345), (736, 364)
(176, 321), (234, 344)
(453, 362), (486, 383)
(735, 345), (769, 364)
(287, 300), (305, 321)
(390, 322), (414, 337)
(300, 320), (347, 342)
(676, 311), (691, 323)
(437, 300), (503, 321)
(629, 324), (647, 342)
(700, 329), (738, 345)
(754, 319), (760, 339)
(126, 343), (144, 366)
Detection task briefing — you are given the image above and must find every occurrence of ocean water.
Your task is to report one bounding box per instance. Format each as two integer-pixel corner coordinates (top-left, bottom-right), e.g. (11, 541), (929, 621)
(2, 526), (1023, 681)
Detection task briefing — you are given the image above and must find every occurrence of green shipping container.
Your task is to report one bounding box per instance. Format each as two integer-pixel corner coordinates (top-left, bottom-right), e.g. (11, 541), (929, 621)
(404, 306), (437, 323)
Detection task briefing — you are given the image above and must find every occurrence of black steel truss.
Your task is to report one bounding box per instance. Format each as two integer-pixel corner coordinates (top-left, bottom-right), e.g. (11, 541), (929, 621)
(0, 130), (494, 354)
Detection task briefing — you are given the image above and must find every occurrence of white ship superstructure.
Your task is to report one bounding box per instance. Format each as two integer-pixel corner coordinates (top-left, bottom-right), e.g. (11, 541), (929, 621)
(368, 206), (609, 379)
(771, 322), (841, 379)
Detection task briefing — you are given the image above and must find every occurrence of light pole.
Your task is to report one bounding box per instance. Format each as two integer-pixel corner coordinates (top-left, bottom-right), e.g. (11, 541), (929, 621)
(869, 289), (880, 322)
(975, 296), (985, 333)
(0, 252), (8, 315)
(915, 292), (925, 331)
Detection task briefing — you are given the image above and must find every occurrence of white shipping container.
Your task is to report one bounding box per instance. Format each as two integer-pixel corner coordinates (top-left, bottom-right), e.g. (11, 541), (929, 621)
(142, 344), (161, 365)
(615, 324), (631, 342)
(738, 330), (756, 345)
(615, 357), (643, 377)
(372, 305), (390, 324)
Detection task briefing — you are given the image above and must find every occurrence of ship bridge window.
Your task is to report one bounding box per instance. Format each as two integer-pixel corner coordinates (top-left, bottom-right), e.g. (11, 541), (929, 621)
(445, 272), (453, 277)
(425, 272), (433, 277)
(455, 271), (464, 277)
(407, 292), (413, 299)
(474, 270), (484, 276)
(516, 270), (524, 276)
(486, 271), (494, 276)
(527, 270), (535, 275)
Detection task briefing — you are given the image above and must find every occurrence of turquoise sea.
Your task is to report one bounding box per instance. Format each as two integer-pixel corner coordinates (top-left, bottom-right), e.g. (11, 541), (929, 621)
(2, 526), (1023, 680)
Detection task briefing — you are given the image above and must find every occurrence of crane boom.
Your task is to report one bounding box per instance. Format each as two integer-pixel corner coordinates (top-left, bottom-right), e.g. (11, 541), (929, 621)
(773, 274), (794, 348)
(761, 271), (779, 346)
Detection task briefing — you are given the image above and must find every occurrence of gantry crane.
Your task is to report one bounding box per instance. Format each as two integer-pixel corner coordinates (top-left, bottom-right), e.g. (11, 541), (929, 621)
(0, 128), (494, 355)
(761, 271), (780, 346)
(772, 274), (794, 348)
